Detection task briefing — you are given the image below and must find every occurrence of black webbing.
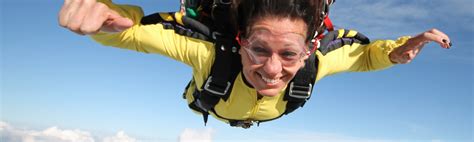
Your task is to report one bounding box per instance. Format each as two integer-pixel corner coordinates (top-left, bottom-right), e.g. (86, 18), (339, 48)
(283, 54), (318, 114)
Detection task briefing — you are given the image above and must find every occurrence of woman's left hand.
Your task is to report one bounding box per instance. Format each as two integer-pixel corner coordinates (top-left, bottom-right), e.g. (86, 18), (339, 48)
(389, 28), (452, 64)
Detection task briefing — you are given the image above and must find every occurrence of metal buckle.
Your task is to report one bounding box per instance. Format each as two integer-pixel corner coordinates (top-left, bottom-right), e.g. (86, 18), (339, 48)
(288, 82), (312, 99)
(204, 76), (231, 96)
(231, 120), (254, 129)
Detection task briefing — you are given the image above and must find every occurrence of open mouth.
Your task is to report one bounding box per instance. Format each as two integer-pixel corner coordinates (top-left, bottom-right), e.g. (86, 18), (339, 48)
(258, 73), (280, 85)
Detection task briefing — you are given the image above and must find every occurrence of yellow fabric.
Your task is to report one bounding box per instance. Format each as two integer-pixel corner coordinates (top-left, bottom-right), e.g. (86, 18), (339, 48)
(337, 29), (345, 38)
(174, 12), (184, 25)
(91, 1), (410, 123)
(159, 13), (174, 22)
(347, 30), (358, 37)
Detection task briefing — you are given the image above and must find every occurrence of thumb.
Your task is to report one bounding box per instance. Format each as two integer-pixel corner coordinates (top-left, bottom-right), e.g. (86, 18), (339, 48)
(100, 11), (134, 33)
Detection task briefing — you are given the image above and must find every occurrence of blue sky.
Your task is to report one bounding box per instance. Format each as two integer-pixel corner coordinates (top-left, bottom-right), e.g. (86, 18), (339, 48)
(1, 0), (472, 142)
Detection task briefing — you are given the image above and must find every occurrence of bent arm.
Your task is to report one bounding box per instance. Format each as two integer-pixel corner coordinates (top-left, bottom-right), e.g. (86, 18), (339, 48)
(90, 0), (215, 69)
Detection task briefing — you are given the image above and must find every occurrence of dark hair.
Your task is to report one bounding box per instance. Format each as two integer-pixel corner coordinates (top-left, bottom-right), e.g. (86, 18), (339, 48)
(234, 0), (323, 42)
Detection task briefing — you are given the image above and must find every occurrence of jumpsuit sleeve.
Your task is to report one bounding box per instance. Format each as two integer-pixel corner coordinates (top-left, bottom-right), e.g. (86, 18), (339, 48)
(90, 0), (215, 71)
(316, 29), (411, 76)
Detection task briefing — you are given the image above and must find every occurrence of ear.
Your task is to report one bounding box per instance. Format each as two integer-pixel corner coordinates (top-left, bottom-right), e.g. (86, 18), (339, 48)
(302, 44), (311, 61)
(302, 52), (310, 61)
(298, 54), (309, 69)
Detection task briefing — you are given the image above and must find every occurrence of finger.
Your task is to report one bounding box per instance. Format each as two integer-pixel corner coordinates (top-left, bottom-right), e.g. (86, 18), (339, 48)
(428, 29), (450, 42)
(400, 54), (413, 64)
(70, 29), (86, 35)
(63, 0), (84, 33)
(67, 0), (95, 33)
(109, 16), (134, 32)
(416, 31), (450, 49)
(413, 46), (422, 56)
(63, 0), (73, 6)
(428, 28), (452, 47)
(100, 10), (134, 33)
(58, 0), (73, 27)
(80, 2), (109, 34)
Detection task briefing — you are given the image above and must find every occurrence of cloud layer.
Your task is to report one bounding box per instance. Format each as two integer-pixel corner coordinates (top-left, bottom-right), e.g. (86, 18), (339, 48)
(178, 128), (214, 142)
(1, 121), (215, 142)
(0, 121), (136, 142)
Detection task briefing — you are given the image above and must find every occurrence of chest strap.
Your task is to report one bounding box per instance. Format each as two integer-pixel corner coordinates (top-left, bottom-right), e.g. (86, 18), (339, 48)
(188, 54), (318, 129)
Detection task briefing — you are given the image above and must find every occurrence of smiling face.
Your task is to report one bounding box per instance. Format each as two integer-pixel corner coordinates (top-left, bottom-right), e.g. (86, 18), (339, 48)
(239, 17), (309, 97)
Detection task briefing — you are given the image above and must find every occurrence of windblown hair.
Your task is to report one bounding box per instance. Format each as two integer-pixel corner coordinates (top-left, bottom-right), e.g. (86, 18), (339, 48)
(233, 0), (324, 42)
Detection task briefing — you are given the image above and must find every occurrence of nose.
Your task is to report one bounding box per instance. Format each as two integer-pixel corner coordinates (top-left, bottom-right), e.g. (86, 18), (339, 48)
(262, 55), (282, 77)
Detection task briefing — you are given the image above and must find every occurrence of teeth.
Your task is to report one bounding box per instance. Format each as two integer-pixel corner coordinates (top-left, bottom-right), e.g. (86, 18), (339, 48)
(261, 76), (279, 85)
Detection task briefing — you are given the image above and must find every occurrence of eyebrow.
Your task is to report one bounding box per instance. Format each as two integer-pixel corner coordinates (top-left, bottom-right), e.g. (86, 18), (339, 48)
(250, 27), (306, 38)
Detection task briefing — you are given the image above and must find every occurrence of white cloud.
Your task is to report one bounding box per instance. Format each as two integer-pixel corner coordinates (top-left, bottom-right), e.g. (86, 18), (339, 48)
(103, 131), (137, 142)
(0, 122), (94, 142)
(178, 128), (214, 142)
(0, 121), (138, 142)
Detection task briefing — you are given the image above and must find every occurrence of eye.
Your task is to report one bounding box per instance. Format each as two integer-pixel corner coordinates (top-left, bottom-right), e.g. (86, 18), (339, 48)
(250, 46), (271, 56)
(280, 51), (299, 59)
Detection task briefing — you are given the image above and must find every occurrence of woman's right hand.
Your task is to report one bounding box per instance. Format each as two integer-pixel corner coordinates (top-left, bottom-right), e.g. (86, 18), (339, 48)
(58, 0), (134, 35)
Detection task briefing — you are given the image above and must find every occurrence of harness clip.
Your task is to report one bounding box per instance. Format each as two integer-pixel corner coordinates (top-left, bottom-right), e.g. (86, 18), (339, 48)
(288, 82), (312, 99)
(204, 76), (231, 96)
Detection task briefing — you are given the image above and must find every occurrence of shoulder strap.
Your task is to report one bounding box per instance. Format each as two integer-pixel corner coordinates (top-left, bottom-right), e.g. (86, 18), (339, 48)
(141, 12), (214, 42)
(283, 53), (318, 114)
(189, 37), (241, 126)
(186, 0), (240, 126)
(318, 29), (370, 55)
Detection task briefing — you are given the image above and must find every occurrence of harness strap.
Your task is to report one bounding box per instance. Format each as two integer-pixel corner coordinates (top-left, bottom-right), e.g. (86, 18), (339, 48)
(283, 54), (318, 114)
(193, 0), (240, 123)
(211, 0), (236, 37)
(318, 29), (370, 55)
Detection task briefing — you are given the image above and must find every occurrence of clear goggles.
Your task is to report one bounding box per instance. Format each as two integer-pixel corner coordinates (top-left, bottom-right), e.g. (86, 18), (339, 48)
(238, 29), (310, 66)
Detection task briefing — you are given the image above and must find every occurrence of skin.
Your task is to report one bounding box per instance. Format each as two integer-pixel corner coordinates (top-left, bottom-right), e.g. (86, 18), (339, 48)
(239, 17), (309, 97)
(58, 0), (133, 35)
(59, 0), (452, 96)
(389, 29), (452, 64)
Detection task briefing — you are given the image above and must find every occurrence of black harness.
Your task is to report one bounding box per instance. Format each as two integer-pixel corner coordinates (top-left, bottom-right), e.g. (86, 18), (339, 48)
(186, 43), (318, 129)
(141, 0), (319, 128)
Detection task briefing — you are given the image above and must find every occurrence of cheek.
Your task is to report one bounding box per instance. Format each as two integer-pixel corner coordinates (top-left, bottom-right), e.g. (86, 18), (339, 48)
(282, 68), (297, 79)
(240, 56), (257, 79)
(282, 63), (306, 80)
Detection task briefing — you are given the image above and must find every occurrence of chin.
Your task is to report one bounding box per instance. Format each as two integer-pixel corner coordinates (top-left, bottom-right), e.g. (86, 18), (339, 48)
(257, 89), (281, 97)
(256, 82), (289, 96)
(252, 74), (291, 97)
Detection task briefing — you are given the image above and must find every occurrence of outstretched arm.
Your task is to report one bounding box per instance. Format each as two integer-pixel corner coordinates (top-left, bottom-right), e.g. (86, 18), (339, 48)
(316, 28), (451, 77)
(316, 29), (410, 76)
(389, 29), (452, 64)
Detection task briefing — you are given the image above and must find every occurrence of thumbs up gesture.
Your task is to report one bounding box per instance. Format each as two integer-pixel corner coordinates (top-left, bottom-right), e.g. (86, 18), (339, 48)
(58, 0), (134, 35)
